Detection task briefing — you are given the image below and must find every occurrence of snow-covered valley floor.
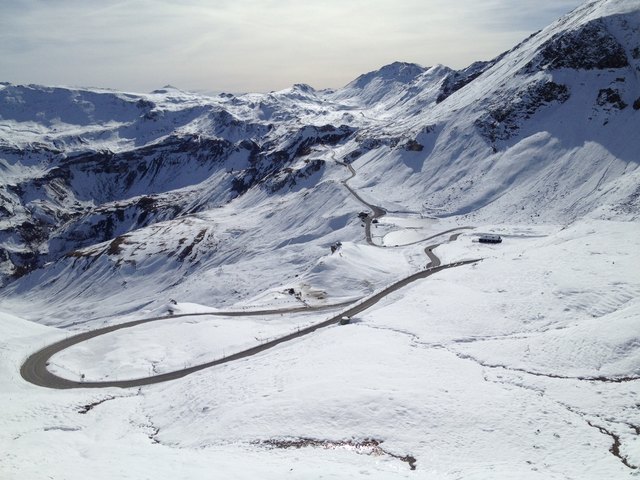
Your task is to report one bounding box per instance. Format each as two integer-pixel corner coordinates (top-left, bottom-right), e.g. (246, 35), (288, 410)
(2, 218), (639, 479)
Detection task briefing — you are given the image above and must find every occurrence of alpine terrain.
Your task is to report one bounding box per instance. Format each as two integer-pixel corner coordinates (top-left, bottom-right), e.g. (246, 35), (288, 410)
(1, 0), (640, 478)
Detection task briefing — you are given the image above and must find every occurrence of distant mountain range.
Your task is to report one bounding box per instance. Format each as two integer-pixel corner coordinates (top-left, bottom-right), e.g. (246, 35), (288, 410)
(1, 0), (638, 318)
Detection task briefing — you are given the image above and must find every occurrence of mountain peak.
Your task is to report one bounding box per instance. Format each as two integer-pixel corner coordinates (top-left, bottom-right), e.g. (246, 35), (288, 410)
(150, 85), (182, 94)
(347, 62), (426, 89)
(512, 0), (639, 77)
(291, 83), (315, 93)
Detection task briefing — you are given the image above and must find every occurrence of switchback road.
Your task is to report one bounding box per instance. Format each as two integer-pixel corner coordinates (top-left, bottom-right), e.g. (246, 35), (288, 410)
(21, 254), (479, 389)
(21, 159), (480, 389)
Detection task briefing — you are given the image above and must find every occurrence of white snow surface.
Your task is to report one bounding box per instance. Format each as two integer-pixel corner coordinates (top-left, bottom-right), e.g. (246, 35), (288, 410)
(2, 219), (640, 479)
(2, 1), (640, 478)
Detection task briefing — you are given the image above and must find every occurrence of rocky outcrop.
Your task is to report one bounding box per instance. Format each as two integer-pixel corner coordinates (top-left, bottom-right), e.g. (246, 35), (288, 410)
(475, 81), (571, 144)
(524, 19), (629, 73)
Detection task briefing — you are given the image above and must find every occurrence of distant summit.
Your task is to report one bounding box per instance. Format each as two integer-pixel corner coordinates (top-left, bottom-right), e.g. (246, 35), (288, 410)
(150, 85), (181, 94)
(347, 62), (426, 89)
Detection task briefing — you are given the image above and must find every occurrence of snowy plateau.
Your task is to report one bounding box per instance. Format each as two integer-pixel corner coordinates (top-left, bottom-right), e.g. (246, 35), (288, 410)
(2, 1), (640, 479)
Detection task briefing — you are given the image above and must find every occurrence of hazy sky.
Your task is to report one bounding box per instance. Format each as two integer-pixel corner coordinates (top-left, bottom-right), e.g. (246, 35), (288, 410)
(0, 0), (584, 93)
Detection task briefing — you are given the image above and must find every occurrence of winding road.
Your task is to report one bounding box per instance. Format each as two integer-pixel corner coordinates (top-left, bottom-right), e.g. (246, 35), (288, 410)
(21, 159), (480, 390)
(337, 161), (386, 246)
(336, 158), (473, 262)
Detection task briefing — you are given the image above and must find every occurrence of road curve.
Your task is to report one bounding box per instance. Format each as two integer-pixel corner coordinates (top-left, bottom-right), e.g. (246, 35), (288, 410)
(336, 160), (472, 250)
(21, 256), (479, 389)
(337, 161), (385, 246)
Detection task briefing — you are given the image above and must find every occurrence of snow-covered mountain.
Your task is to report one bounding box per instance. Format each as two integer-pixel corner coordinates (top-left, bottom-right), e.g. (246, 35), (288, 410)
(1, 1), (638, 299)
(2, 2), (640, 479)
(0, 10), (635, 286)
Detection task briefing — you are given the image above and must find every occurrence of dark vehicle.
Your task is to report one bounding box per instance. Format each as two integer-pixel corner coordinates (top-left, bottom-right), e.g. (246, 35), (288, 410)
(340, 316), (351, 325)
(479, 234), (502, 244)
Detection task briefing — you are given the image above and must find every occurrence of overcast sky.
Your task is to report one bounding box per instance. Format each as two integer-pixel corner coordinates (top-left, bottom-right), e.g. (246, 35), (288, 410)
(0, 0), (584, 94)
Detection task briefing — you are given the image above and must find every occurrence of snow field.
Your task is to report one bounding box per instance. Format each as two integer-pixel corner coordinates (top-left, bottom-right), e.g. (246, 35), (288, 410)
(49, 309), (346, 382)
(2, 218), (638, 479)
(140, 307), (623, 478)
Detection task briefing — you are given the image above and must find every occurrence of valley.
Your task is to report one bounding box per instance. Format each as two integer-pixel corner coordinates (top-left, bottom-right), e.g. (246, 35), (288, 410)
(1, 1), (640, 478)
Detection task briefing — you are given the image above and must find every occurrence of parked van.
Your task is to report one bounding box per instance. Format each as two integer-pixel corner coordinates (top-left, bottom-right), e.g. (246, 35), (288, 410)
(479, 234), (502, 244)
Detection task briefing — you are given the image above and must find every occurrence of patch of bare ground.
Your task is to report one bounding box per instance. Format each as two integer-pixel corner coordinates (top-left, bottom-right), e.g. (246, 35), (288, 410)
(586, 421), (639, 470)
(77, 396), (117, 414)
(107, 235), (129, 256)
(255, 437), (416, 470)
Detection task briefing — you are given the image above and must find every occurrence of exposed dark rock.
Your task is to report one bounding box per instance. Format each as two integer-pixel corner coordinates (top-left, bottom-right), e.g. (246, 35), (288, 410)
(59, 135), (236, 203)
(18, 221), (48, 245)
(177, 229), (207, 262)
(256, 437), (417, 470)
(586, 420), (639, 470)
(597, 88), (627, 110)
(137, 196), (157, 212)
(78, 396), (117, 414)
(633, 97), (640, 110)
(476, 81), (570, 143)
(404, 139), (424, 151)
(289, 125), (355, 159)
(230, 169), (256, 196)
(437, 61), (495, 104)
(227, 124), (354, 196)
(107, 236), (128, 256)
(524, 19), (629, 73)
(266, 159), (325, 193)
(355, 135), (401, 151)
(10, 251), (39, 279)
(345, 149), (363, 162)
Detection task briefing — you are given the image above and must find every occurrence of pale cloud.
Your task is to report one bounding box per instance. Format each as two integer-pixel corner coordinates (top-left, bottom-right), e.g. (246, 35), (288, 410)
(0, 0), (584, 93)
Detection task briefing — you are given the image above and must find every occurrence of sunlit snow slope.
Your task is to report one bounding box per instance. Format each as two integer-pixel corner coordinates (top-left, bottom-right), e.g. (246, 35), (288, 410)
(1, 1), (640, 479)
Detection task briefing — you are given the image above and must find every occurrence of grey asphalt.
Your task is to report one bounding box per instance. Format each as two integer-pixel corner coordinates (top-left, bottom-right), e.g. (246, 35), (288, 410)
(337, 161), (385, 246)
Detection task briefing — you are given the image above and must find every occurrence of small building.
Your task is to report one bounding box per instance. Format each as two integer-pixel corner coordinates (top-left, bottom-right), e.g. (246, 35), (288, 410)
(479, 234), (502, 244)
